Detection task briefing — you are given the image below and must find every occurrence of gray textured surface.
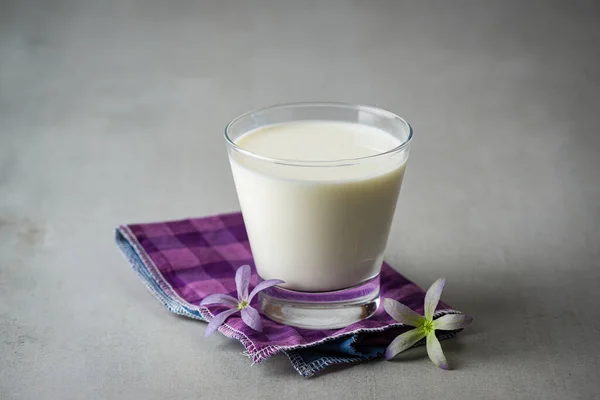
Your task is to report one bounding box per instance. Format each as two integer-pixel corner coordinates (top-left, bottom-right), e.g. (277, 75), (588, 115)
(1, 1), (599, 399)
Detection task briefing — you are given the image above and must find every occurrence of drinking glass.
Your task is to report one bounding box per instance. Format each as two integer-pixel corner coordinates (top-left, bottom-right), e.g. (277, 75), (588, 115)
(225, 103), (412, 329)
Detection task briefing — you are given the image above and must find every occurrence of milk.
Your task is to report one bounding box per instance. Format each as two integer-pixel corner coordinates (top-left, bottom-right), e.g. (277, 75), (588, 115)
(229, 121), (407, 292)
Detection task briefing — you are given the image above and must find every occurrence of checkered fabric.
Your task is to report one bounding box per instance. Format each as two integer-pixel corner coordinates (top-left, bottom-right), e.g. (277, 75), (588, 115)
(115, 212), (463, 377)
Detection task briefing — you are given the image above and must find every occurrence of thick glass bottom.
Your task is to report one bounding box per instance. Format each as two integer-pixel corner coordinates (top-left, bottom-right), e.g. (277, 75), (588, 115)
(258, 275), (380, 330)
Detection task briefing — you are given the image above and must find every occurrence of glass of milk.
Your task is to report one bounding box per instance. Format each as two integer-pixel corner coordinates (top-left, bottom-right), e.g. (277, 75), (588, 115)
(225, 103), (412, 329)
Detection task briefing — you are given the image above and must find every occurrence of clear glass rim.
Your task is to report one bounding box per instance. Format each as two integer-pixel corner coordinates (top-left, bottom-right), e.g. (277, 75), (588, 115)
(224, 102), (413, 167)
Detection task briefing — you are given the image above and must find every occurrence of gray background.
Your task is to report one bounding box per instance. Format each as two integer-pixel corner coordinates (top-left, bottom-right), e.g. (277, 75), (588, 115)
(1, 0), (599, 399)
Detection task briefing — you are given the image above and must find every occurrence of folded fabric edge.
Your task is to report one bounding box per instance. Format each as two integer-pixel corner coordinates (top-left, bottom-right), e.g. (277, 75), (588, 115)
(284, 311), (464, 378)
(285, 349), (369, 378)
(115, 228), (205, 320)
(115, 226), (281, 363)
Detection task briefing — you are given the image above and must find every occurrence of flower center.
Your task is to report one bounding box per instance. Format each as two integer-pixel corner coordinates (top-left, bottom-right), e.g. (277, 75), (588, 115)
(237, 300), (249, 310)
(422, 320), (435, 334)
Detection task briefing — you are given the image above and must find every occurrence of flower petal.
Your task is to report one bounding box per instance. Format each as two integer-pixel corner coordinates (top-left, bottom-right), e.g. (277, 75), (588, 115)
(384, 328), (426, 360)
(200, 293), (238, 307)
(248, 279), (285, 302)
(204, 308), (238, 337)
(383, 298), (425, 327)
(241, 305), (263, 332)
(433, 313), (474, 331)
(424, 277), (446, 321)
(426, 332), (449, 370)
(235, 265), (251, 301)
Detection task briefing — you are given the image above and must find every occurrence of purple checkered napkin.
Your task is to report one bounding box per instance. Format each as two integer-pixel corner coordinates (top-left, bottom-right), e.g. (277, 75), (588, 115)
(115, 212), (464, 377)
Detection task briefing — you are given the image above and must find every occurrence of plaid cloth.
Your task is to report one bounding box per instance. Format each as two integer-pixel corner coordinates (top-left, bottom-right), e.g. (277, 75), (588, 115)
(115, 212), (463, 377)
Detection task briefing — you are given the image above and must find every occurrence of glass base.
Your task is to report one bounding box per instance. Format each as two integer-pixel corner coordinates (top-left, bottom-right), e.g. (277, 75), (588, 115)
(258, 275), (380, 330)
